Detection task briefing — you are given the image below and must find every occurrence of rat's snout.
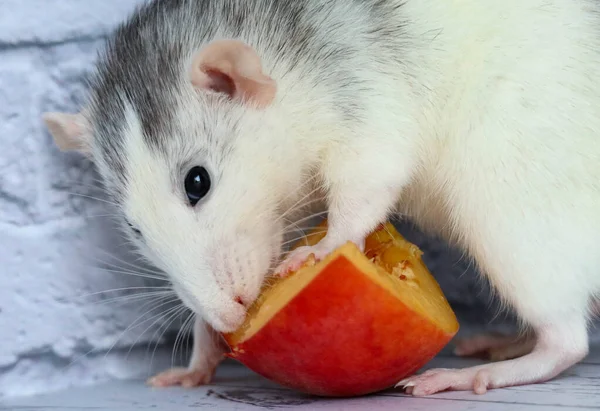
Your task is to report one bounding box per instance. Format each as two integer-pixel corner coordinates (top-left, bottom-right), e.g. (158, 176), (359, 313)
(203, 297), (248, 333)
(173, 280), (247, 333)
(146, 208), (280, 333)
(150, 237), (274, 333)
(210, 231), (276, 300)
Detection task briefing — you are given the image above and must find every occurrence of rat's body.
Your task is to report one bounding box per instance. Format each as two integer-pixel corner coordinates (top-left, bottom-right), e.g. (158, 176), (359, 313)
(44, 0), (600, 395)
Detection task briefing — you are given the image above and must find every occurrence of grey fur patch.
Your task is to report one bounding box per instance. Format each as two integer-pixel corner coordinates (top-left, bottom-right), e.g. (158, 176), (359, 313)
(86, 0), (409, 202)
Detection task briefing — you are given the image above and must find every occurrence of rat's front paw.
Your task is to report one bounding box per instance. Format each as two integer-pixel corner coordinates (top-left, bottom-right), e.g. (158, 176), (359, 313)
(147, 365), (217, 388)
(275, 235), (366, 277)
(397, 368), (468, 396)
(274, 245), (327, 276)
(397, 367), (492, 396)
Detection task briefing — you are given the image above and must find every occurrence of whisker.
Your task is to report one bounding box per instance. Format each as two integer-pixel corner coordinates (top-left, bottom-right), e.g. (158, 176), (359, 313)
(276, 172), (321, 207)
(90, 260), (165, 279)
(147, 305), (188, 370)
(91, 249), (165, 275)
(91, 260), (166, 279)
(284, 218), (306, 240)
(60, 295), (178, 372)
(280, 230), (328, 248)
(382, 223), (395, 239)
(82, 214), (123, 220)
(63, 177), (108, 189)
(119, 298), (183, 362)
(279, 223), (329, 234)
(280, 226), (311, 236)
(60, 186), (110, 199)
(275, 185), (324, 225)
(171, 311), (195, 368)
(76, 286), (172, 299)
(87, 290), (175, 306)
(281, 210), (328, 234)
(183, 313), (196, 366)
(64, 192), (120, 207)
(280, 195), (327, 220)
(93, 267), (166, 282)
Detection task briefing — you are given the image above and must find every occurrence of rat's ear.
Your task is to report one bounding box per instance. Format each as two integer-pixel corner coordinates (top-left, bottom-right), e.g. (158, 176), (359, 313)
(190, 39), (277, 108)
(42, 112), (91, 154)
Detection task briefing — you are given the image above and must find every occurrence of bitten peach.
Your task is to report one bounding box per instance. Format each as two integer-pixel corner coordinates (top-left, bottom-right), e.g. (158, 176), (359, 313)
(223, 221), (459, 397)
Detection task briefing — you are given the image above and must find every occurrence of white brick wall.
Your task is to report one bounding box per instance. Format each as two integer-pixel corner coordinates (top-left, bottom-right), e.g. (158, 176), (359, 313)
(0, 0), (527, 400)
(0, 0), (187, 399)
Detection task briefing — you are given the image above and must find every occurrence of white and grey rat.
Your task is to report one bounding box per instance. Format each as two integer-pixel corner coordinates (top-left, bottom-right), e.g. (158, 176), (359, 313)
(43, 0), (600, 396)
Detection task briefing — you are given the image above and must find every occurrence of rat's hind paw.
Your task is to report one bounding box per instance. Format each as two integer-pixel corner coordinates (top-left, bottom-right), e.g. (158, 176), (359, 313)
(453, 332), (535, 362)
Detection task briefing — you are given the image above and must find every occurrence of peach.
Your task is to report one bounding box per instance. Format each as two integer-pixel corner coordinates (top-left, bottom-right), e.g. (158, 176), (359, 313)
(223, 221), (459, 397)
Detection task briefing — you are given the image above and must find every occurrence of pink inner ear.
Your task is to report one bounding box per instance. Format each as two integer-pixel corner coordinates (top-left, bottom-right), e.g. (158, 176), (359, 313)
(190, 40), (277, 108)
(205, 69), (236, 96)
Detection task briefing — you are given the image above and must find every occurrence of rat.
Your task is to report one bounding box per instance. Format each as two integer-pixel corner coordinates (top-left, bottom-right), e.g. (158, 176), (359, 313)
(43, 0), (600, 396)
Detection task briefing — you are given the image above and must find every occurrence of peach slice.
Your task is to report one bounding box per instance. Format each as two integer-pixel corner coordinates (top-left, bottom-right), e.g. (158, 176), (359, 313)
(223, 221), (459, 397)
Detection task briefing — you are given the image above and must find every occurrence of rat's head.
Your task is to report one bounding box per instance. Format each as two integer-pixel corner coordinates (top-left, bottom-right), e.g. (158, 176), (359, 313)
(43, 38), (305, 332)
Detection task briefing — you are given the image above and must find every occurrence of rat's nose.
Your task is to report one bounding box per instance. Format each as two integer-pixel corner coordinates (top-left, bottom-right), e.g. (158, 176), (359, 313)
(235, 295), (250, 308)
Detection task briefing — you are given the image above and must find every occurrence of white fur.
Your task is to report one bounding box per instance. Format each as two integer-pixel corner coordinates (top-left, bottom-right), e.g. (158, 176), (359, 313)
(73, 0), (600, 392)
(279, 0), (600, 393)
(402, 0), (600, 331)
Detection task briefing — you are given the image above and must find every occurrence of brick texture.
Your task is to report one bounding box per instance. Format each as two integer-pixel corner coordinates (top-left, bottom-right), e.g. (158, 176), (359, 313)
(0, 0), (184, 399)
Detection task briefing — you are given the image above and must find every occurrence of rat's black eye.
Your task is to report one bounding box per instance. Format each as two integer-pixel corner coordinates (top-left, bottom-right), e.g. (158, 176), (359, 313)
(184, 166), (211, 206)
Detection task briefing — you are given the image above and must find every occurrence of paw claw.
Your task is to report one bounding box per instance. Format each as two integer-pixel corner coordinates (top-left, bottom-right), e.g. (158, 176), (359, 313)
(395, 379), (408, 388)
(395, 378), (413, 388)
